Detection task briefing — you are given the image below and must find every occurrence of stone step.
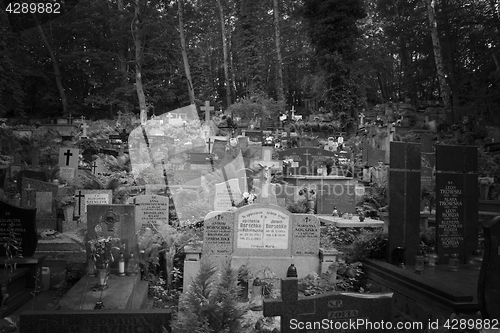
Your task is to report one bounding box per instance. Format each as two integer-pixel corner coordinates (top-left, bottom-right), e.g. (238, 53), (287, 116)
(127, 279), (149, 309)
(0, 267), (34, 317)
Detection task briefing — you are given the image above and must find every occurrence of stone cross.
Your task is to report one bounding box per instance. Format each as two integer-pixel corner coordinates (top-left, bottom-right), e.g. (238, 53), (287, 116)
(67, 113), (73, 124)
(81, 122), (89, 138)
(201, 101), (214, 124)
(263, 277), (315, 333)
(290, 106), (296, 120)
(254, 147), (281, 198)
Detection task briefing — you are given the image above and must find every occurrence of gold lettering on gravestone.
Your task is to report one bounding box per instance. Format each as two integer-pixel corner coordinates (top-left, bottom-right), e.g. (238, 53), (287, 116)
(438, 182), (464, 249)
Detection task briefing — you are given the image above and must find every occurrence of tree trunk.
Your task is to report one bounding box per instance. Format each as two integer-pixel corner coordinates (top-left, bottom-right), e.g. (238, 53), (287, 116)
(216, 0), (232, 107)
(425, 0), (453, 123)
(273, 0), (285, 102)
(178, 0), (195, 105)
(116, 0), (128, 118)
(133, 0), (147, 125)
(33, 15), (67, 115)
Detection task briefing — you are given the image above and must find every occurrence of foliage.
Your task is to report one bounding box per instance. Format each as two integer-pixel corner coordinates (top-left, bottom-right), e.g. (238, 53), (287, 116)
(173, 258), (246, 333)
(226, 92), (285, 125)
(55, 195), (75, 207)
(298, 262), (365, 296)
(345, 229), (388, 262)
(2, 222), (24, 309)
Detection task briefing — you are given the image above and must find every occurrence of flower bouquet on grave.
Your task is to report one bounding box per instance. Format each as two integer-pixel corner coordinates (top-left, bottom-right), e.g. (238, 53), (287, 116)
(255, 267), (279, 299)
(88, 224), (123, 288)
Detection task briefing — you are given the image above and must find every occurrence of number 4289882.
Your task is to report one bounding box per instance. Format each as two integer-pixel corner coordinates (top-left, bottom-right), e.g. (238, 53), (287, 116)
(5, 2), (61, 14)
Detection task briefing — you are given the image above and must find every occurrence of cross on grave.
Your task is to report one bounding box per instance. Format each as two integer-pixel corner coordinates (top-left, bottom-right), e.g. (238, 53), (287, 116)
(263, 278), (315, 333)
(359, 113), (365, 127)
(254, 147), (281, 198)
(63, 149), (73, 166)
(25, 183), (34, 206)
(75, 190), (85, 216)
(90, 160), (97, 175)
(201, 101), (214, 124)
(290, 106), (296, 120)
(67, 113), (73, 124)
(81, 122), (89, 138)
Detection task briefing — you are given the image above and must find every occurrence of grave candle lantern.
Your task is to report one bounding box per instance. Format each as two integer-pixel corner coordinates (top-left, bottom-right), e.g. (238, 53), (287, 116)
(250, 278), (263, 311)
(415, 251), (424, 275)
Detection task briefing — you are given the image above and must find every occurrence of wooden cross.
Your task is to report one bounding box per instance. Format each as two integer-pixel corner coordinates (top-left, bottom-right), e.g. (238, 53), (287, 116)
(254, 147), (281, 198)
(263, 278), (316, 333)
(201, 101), (214, 124)
(63, 149), (73, 166)
(75, 190), (85, 216)
(25, 183), (34, 206)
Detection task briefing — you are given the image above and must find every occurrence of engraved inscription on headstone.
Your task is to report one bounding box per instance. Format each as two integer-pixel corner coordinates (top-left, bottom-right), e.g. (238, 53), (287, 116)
(202, 212), (234, 255)
(134, 195), (169, 234)
(237, 207), (289, 250)
(0, 200), (38, 257)
(292, 215), (320, 256)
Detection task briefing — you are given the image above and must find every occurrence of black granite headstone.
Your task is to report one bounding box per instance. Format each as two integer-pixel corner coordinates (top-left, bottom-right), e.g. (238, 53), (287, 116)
(478, 216), (500, 320)
(0, 200), (38, 257)
(435, 145), (478, 263)
(388, 142), (421, 266)
(317, 184), (357, 214)
(20, 309), (172, 333)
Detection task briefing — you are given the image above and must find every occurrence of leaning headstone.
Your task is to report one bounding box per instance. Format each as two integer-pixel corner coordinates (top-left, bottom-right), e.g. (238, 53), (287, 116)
(388, 142), (421, 266)
(21, 178), (58, 231)
(435, 145), (478, 263)
(133, 194), (169, 234)
(0, 200), (38, 257)
(264, 277), (393, 333)
(86, 204), (137, 267)
(74, 189), (113, 217)
(19, 309), (171, 333)
(214, 178), (243, 211)
(478, 216), (500, 320)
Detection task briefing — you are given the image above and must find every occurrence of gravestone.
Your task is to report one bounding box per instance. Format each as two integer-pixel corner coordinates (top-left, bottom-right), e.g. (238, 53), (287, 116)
(317, 184), (358, 214)
(202, 211), (234, 256)
(86, 204), (138, 268)
(21, 178), (58, 231)
(58, 148), (79, 170)
(264, 278), (393, 333)
(74, 189), (113, 217)
(16, 170), (48, 194)
(133, 194), (169, 235)
(435, 145), (478, 263)
(388, 142), (421, 266)
(0, 200), (38, 257)
(478, 216), (500, 320)
(200, 205), (320, 279)
(9, 164), (23, 181)
(214, 178), (243, 211)
(278, 147), (337, 176)
(19, 309), (171, 333)
(92, 157), (110, 176)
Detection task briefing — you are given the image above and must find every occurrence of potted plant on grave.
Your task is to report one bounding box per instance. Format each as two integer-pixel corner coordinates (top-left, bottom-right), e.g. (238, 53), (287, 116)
(56, 195), (76, 223)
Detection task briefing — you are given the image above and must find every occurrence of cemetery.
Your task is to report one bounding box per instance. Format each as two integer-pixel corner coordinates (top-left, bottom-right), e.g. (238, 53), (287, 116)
(2, 2), (500, 332)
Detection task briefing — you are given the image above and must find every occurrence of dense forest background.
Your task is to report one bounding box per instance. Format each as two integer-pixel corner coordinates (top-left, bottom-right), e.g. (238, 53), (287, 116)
(1, 0), (499, 125)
